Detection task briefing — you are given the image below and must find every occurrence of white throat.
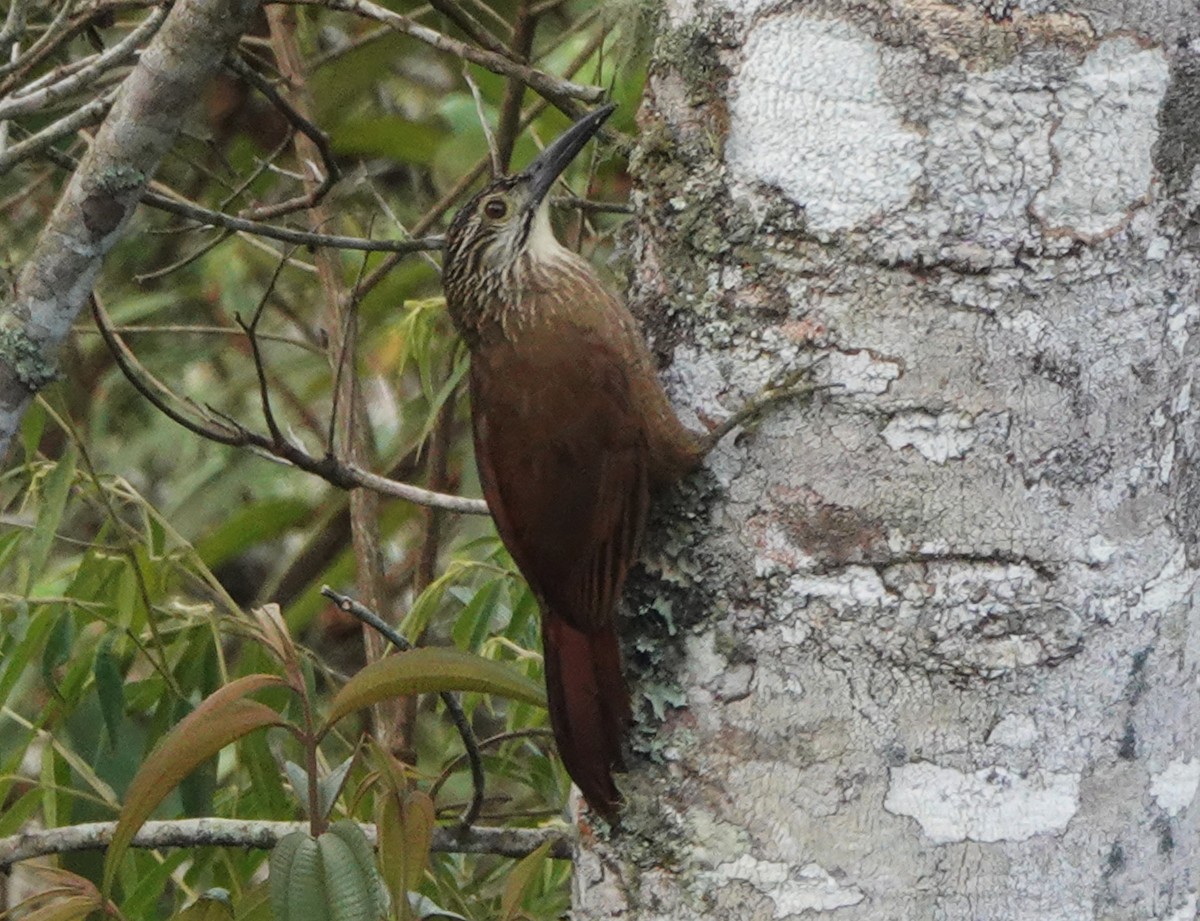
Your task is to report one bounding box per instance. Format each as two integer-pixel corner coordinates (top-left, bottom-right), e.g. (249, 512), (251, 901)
(525, 201), (570, 263)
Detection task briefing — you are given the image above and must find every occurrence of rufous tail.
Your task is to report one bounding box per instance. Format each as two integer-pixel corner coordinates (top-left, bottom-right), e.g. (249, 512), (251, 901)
(541, 613), (631, 821)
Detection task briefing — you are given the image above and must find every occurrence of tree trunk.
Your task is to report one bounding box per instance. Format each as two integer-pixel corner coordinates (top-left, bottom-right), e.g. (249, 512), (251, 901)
(576, 3), (1199, 917)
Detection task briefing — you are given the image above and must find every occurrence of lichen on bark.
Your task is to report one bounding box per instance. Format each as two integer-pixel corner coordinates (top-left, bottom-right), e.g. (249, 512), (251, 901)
(579, 0), (1200, 917)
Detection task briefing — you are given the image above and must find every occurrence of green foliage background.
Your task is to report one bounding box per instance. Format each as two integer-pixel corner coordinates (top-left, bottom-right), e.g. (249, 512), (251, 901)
(0, 1), (652, 917)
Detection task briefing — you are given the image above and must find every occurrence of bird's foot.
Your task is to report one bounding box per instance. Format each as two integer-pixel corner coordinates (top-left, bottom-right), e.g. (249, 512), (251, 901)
(698, 361), (833, 455)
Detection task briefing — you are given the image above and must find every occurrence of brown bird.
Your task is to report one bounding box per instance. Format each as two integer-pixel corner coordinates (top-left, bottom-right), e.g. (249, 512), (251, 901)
(444, 104), (775, 819)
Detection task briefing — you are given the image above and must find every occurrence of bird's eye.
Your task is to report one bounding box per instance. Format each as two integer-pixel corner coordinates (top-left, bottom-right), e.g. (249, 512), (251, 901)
(483, 198), (508, 220)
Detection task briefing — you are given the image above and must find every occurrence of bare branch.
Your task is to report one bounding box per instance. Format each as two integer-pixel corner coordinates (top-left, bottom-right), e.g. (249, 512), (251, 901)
(0, 87), (116, 176)
(42, 145), (380, 254)
(0, 0), (74, 82)
(339, 464), (489, 514)
(494, 0), (537, 172)
(91, 290), (491, 515)
(235, 249), (296, 446)
(426, 0), (508, 56)
(0, 0), (265, 458)
(462, 64), (500, 177)
(0, 818), (572, 868)
(73, 323), (320, 352)
(278, 0), (604, 119)
(0, 0), (31, 61)
(225, 55), (342, 220)
(148, 184), (443, 252)
(0, 5), (165, 119)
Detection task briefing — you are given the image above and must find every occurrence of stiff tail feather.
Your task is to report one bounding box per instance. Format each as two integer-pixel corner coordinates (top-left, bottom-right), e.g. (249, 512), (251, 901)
(541, 613), (631, 820)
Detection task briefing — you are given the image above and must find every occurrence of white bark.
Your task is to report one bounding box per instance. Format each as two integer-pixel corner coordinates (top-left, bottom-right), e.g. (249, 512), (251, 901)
(578, 2), (1200, 918)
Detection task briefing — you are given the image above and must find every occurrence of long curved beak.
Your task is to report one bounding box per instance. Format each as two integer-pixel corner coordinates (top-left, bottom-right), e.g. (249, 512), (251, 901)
(520, 103), (616, 211)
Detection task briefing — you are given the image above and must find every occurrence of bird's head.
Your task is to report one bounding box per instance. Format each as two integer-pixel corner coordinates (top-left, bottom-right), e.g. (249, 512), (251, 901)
(443, 103), (615, 340)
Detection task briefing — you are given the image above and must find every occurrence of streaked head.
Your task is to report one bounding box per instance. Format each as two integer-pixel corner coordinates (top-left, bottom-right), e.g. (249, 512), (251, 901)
(443, 103), (615, 339)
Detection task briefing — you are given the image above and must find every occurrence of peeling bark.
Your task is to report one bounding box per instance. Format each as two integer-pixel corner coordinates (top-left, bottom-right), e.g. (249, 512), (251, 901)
(579, 2), (1200, 917)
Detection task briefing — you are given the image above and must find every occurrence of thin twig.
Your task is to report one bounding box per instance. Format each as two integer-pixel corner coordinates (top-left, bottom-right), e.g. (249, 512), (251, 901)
(234, 248), (297, 446)
(0, 87), (115, 176)
(133, 229), (233, 283)
(551, 193), (632, 215)
(218, 128), (296, 211)
(0, 5), (164, 119)
(89, 293), (490, 514)
(0, 0), (73, 83)
(278, 0), (603, 118)
(494, 0), (536, 172)
(425, 0), (507, 56)
(72, 324), (320, 353)
(462, 64), (500, 177)
(148, 186), (444, 252)
(319, 587), (487, 829)
(0, 818), (572, 867)
(225, 55), (342, 220)
(36, 142), (440, 253)
(429, 728), (554, 800)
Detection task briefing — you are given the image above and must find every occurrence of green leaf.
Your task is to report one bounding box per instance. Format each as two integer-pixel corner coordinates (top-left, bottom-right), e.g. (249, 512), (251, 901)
(451, 580), (502, 653)
(407, 893), (467, 921)
(499, 841), (553, 921)
(329, 116), (446, 165)
(26, 446), (77, 593)
(194, 498), (312, 569)
(0, 786), (44, 837)
(16, 895), (102, 921)
(319, 822), (387, 921)
(399, 791), (434, 894)
(103, 674), (291, 895)
(322, 648), (546, 732)
(94, 635), (125, 749)
(317, 755), (356, 821)
(40, 609), (73, 698)
(20, 399), (45, 460)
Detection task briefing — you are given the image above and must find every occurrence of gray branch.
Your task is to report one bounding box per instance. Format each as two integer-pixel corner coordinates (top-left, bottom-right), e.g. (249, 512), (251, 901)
(0, 5), (165, 119)
(0, 0), (263, 459)
(0, 87), (116, 176)
(0, 818), (573, 868)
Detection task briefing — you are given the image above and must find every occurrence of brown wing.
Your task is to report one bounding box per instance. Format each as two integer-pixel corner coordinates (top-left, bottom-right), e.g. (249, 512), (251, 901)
(468, 322), (650, 634)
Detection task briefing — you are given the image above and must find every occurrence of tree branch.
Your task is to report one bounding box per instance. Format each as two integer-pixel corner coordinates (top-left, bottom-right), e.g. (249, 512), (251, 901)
(0, 4), (165, 119)
(90, 293), (490, 515)
(276, 0), (604, 119)
(0, 87), (116, 176)
(0, 0), (264, 459)
(0, 818), (572, 868)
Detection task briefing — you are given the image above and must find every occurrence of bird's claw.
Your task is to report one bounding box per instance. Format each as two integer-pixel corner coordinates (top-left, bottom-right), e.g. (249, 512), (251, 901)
(700, 360), (835, 454)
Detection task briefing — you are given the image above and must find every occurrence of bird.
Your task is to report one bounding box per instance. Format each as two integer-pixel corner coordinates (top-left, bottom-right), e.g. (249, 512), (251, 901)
(442, 103), (788, 819)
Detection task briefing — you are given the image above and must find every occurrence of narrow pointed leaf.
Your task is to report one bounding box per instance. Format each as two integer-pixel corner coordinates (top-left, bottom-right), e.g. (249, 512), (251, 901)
(94, 636), (124, 749)
(499, 841), (552, 921)
(407, 893), (467, 921)
(322, 648), (545, 732)
(284, 761), (309, 812)
(400, 791), (435, 893)
(317, 756), (356, 821)
(103, 675), (289, 894)
(16, 894), (102, 921)
(26, 446), (77, 592)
